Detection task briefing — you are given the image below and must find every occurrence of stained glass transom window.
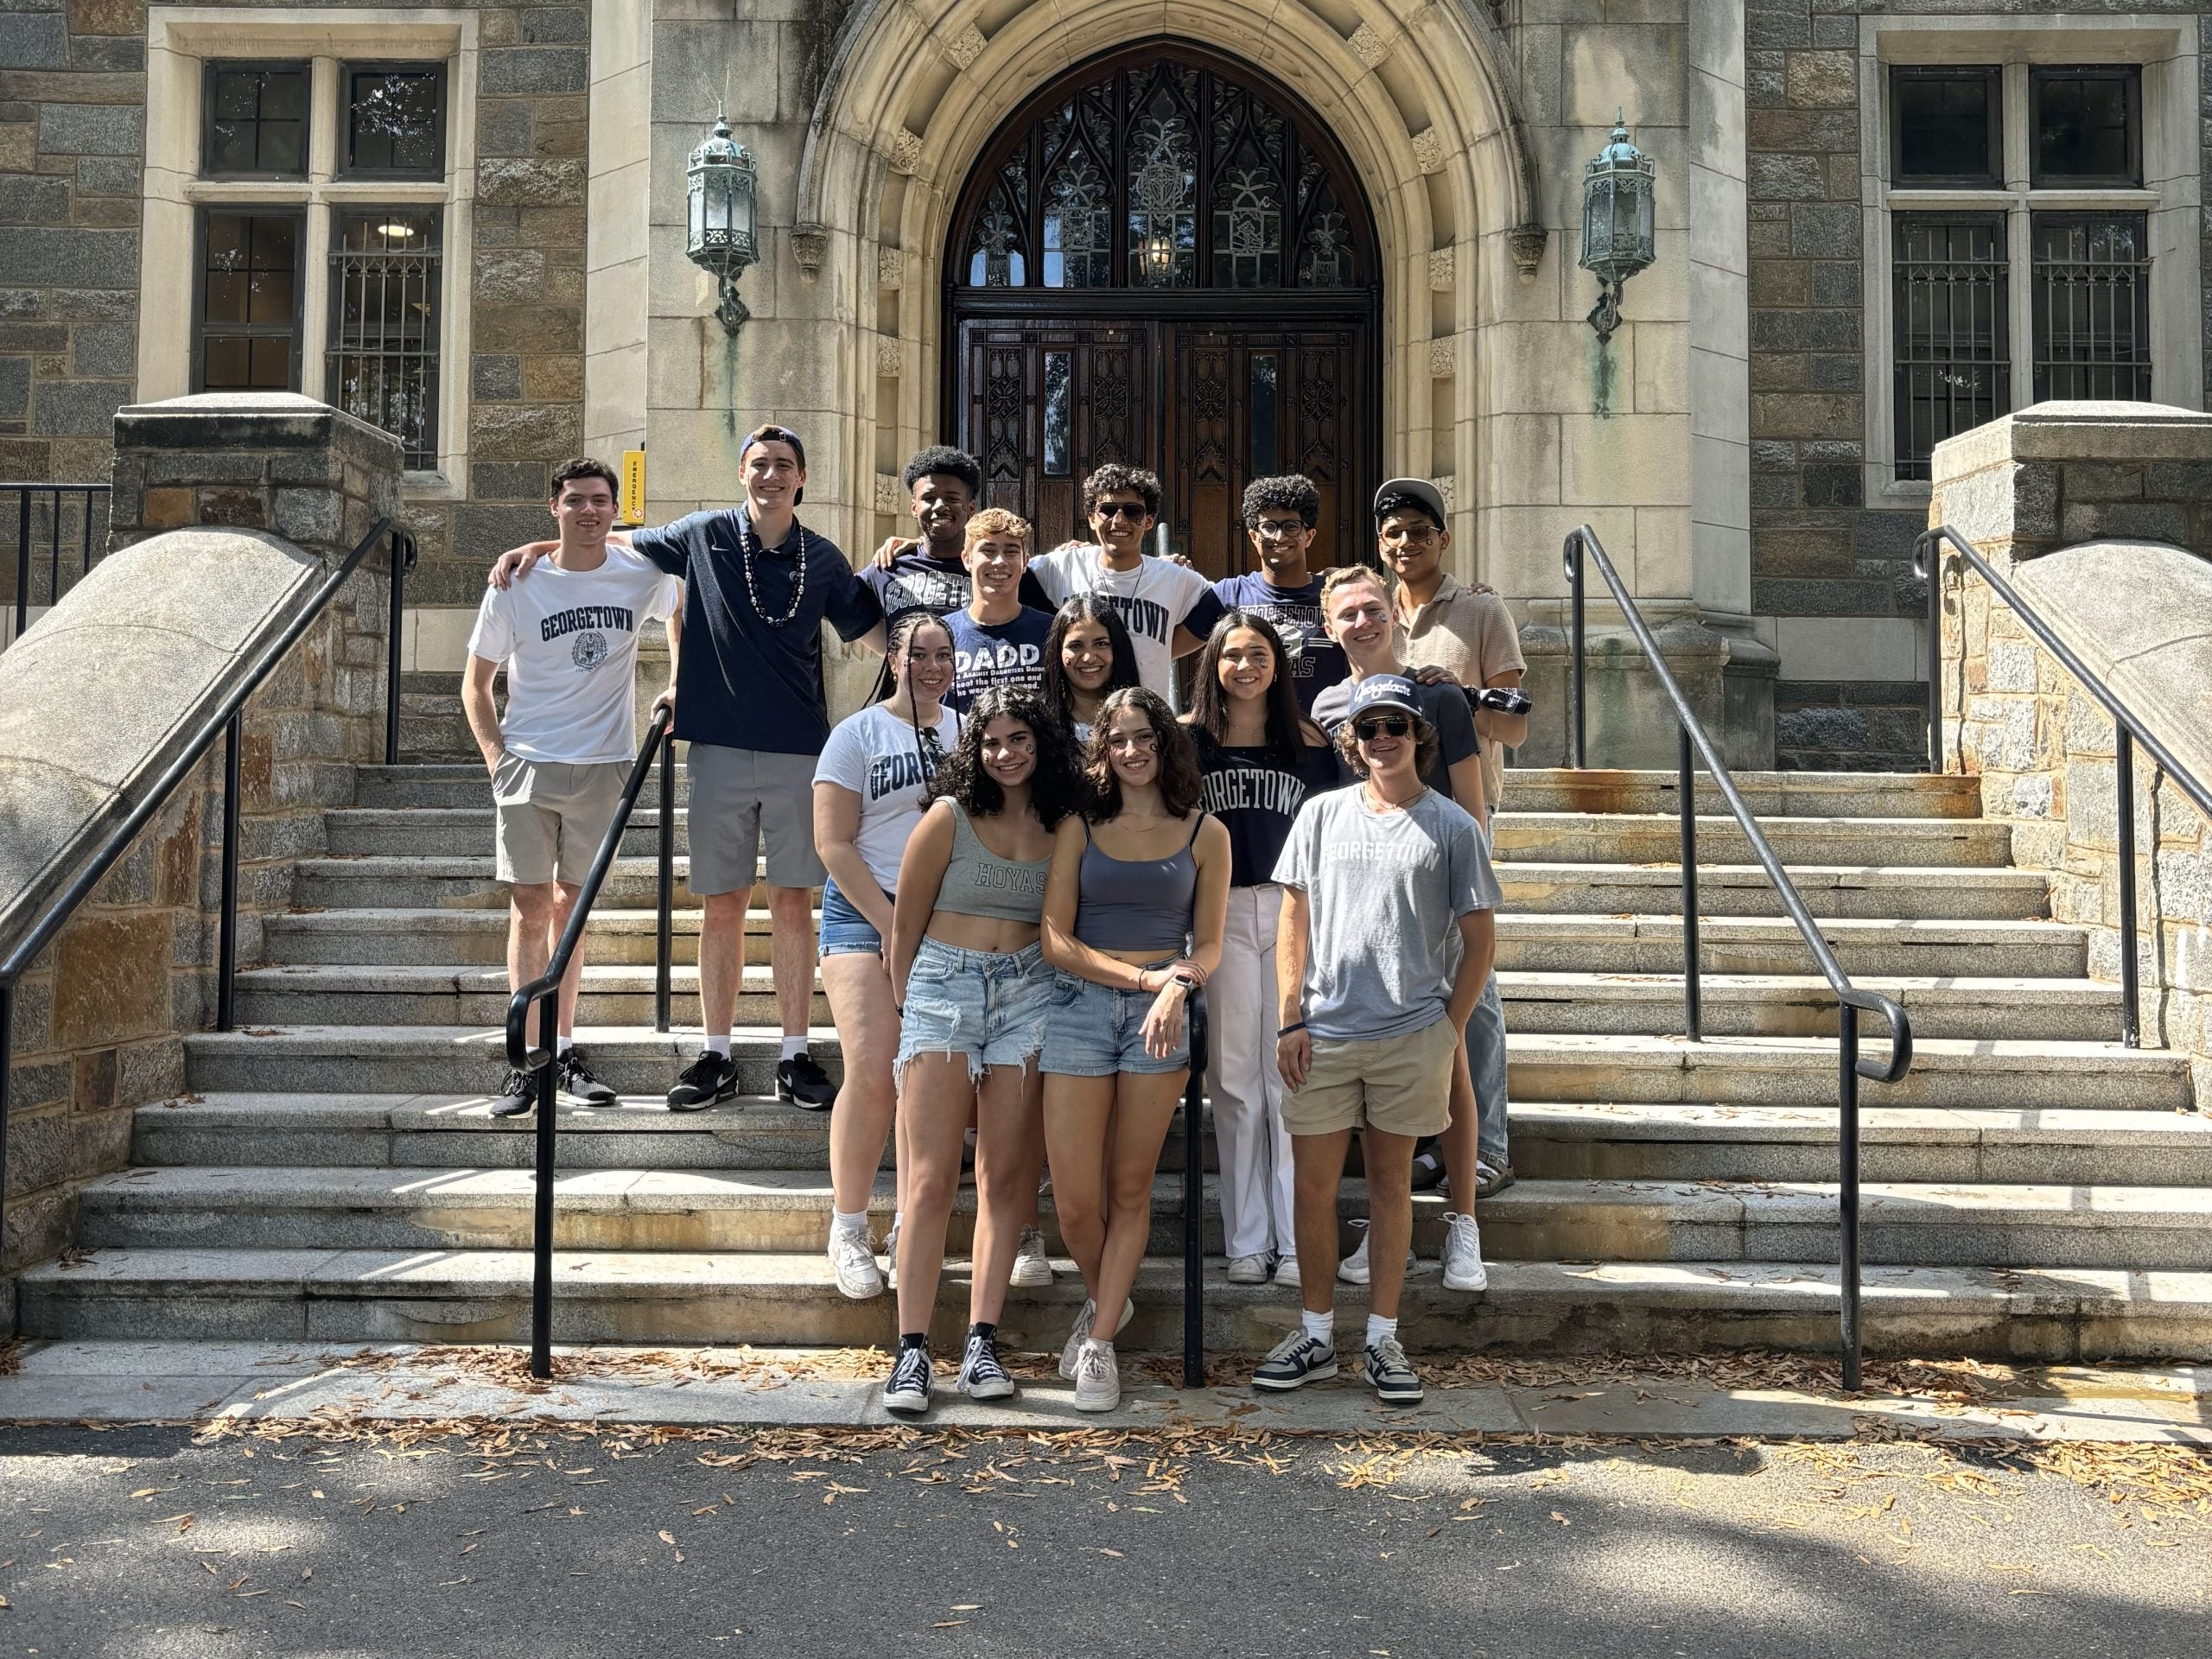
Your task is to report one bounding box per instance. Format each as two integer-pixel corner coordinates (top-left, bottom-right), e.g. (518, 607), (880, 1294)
(955, 50), (1368, 291)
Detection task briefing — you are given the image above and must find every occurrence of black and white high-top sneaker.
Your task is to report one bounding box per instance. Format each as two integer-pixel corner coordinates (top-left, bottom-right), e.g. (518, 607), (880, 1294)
(883, 1341), (933, 1415)
(955, 1328), (1015, 1402)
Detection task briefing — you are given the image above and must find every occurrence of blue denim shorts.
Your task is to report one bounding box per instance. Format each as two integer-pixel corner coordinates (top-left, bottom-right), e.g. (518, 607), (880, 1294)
(818, 877), (887, 957)
(1040, 968), (1192, 1077)
(896, 938), (1052, 1080)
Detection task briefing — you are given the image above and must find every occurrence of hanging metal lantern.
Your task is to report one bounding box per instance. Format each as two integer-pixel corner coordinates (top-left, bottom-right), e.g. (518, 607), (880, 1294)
(686, 110), (759, 334)
(1578, 112), (1656, 345)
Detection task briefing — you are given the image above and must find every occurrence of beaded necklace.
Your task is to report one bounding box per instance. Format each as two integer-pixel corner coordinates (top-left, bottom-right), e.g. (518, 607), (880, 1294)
(737, 509), (807, 626)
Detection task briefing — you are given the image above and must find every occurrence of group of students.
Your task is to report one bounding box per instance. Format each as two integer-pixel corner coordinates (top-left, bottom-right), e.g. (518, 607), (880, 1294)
(463, 426), (1529, 1416)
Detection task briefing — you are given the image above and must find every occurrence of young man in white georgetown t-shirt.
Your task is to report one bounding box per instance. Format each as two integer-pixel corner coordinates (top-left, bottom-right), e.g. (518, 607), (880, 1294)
(463, 457), (680, 1116)
(1023, 463), (1224, 699)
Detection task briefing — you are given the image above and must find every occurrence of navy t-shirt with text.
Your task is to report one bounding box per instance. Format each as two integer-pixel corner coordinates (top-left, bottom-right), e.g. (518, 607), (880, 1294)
(1211, 572), (1348, 714)
(628, 507), (881, 754)
(864, 550), (969, 622)
(945, 606), (1052, 711)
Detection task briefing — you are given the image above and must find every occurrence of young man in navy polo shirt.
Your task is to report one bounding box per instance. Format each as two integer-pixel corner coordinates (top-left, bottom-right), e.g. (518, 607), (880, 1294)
(492, 423), (886, 1112)
(1211, 474), (1348, 715)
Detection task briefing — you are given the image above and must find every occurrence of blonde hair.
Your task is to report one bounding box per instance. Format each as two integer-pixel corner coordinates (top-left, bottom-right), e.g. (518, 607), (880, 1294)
(963, 506), (1033, 552)
(1319, 563), (1389, 611)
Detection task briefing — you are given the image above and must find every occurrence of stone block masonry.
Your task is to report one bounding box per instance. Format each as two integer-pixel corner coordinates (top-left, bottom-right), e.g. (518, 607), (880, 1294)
(0, 393), (404, 1287)
(1930, 403), (2212, 1109)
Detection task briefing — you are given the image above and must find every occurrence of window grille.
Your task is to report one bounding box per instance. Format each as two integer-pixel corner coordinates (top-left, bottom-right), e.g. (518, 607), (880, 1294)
(1891, 214), (2009, 482)
(327, 210), (442, 467)
(2031, 213), (2152, 403)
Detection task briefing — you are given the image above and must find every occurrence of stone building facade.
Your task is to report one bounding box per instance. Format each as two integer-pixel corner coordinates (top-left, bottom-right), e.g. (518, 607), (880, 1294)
(2, 1), (2207, 770)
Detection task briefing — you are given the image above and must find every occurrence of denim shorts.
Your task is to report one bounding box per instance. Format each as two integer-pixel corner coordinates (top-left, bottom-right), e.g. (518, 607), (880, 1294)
(1040, 967), (1192, 1077)
(818, 877), (887, 957)
(895, 938), (1052, 1080)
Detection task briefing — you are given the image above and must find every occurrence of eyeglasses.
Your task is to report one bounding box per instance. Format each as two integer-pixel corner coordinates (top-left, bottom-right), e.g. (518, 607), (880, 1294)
(1254, 519), (1307, 540)
(1353, 715), (1413, 741)
(1093, 502), (1148, 521)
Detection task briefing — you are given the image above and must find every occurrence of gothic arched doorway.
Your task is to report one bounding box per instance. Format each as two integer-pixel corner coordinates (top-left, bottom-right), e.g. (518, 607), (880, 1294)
(944, 41), (1382, 578)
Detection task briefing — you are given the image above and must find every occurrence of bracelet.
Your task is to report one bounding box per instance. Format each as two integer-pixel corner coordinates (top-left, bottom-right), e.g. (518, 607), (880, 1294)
(1277, 1020), (1307, 1039)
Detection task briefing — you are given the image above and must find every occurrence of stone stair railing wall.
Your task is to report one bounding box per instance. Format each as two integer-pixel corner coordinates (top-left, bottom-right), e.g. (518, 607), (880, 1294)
(0, 394), (404, 1298)
(1929, 402), (2212, 1104)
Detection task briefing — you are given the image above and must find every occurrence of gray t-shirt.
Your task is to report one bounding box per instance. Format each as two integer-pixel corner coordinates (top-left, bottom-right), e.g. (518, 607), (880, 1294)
(1270, 785), (1501, 1043)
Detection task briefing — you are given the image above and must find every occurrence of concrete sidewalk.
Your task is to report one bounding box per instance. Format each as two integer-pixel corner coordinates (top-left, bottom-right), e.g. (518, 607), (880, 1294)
(2, 1338), (2206, 1443)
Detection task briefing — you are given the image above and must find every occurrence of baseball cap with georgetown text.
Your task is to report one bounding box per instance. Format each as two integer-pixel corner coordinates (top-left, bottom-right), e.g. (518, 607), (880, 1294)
(1344, 672), (1424, 723)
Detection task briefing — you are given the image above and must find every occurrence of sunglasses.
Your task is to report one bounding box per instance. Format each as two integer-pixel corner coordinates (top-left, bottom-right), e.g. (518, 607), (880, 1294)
(1354, 715), (1413, 741)
(1093, 502), (1148, 521)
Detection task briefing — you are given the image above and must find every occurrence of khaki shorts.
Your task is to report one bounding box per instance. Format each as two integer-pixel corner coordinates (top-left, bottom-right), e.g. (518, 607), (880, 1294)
(686, 742), (824, 893)
(492, 754), (627, 887)
(1283, 1014), (1458, 1139)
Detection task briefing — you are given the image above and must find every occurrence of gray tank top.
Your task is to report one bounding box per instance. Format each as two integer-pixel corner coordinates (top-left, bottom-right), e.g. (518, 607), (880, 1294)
(931, 799), (1050, 924)
(1074, 814), (1203, 953)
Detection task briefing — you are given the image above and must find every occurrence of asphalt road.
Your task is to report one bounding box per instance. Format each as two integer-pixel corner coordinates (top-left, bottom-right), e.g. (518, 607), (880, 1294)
(3, 1422), (2203, 1659)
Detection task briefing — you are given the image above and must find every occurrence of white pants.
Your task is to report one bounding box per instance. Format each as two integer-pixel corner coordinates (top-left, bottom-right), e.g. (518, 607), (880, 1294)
(1209, 884), (1298, 1260)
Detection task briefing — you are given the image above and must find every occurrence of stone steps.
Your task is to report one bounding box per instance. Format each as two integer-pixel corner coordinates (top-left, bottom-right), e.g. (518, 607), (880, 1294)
(351, 763), (1987, 820)
(291, 855), (2055, 918)
(227, 964), (2126, 1043)
(178, 1026), (2194, 1113)
(320, 805), (2015, 868)
(23, 1247), (2211, 1359)
(71, 1161), (2212, 1271)
(131, 1093), (2212, 1186)
(259, 906), (2090, 979)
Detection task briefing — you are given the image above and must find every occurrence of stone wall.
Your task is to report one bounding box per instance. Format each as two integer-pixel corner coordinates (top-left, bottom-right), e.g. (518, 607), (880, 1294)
(0, 2), (594, 620)
(1929, 402), (2212, 1107)
(1745, 0), (1925, 772)
(0, 393), (402, 1289)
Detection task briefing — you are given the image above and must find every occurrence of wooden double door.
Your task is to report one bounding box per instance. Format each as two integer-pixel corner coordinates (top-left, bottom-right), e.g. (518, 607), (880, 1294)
(951, 310), (1376, 582)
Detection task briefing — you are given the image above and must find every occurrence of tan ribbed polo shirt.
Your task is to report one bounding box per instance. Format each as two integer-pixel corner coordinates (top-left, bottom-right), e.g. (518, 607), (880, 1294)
(1395, 572), (1526, 810)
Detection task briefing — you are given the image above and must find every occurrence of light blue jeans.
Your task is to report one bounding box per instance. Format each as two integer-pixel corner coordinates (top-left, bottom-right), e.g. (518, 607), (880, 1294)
(1467, 807), (1509, 1167)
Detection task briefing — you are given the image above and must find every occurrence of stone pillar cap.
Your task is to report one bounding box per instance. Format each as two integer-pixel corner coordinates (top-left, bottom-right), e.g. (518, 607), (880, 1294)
(114, 392), (404, 461)
(1933, 400), (2212, 474)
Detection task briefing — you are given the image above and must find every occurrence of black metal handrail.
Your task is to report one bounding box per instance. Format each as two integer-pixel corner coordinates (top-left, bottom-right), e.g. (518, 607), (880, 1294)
(1916, 524), (2212, 1048)
(6, 483), (110, 644)
(1563, 525), (1912, 1389)
(505, 705), (679, 1379)
(0, 517), (415, 1278)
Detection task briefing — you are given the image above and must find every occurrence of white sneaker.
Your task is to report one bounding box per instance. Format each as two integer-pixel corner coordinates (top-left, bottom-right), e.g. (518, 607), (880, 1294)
(1337, 1219), (1415, 1287)
(828, 1224), (885, 1300)
(1058, 1295), (1134, 1379)
(1072, 1338), (1120, 1413)
(1440, 1211), (1489, 1292)
(1009, 1224), (1055, 1288)
(1225, 1253), (1273, 1285)
(1274, 1255), (1301, 1289)
(881, 1223), (899, 1291)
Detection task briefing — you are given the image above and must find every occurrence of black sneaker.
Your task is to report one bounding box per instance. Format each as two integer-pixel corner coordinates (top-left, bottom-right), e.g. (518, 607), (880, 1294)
(883, 1342), (933, 1415)
(666, 1050), (739, 1113)
(491, 1067), (537, 1118)
(777, 1051), (836, 1110)
(1410, 1135), (1446, 1193)
(556, 1047), (618, 1107)
(956, 1330), (1016, 1402)
(1252, 1330), (1338, 1393)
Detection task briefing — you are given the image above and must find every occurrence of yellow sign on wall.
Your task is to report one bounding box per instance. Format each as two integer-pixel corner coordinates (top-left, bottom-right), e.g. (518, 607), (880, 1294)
(620, 449), (646, 524)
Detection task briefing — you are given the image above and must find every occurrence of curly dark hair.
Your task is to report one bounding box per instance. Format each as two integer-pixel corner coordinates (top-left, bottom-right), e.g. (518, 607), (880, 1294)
(1240, 474), (1319, 531)
(1082, 687), (1203, 822)
(1185, 610), (1312, 768)
(1332, 703), (1440, 784)
(1038, 595), (1141, 738)
(928, 684), (1080, 829)
(1080, 462), (1162, 520)
(901, 445), (982, 498)
(549, 456), (620, 499)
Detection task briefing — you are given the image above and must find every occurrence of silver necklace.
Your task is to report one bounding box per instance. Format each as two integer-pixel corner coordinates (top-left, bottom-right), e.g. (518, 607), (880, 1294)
(738, 512), (807, 626)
